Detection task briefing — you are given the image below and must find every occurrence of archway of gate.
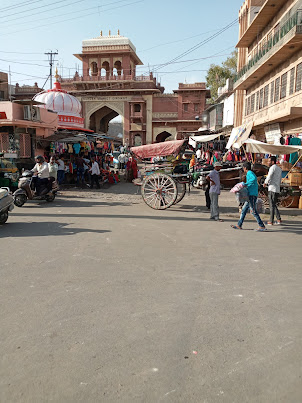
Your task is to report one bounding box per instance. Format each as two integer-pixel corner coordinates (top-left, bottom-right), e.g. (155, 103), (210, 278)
(86, 102), (124, 138)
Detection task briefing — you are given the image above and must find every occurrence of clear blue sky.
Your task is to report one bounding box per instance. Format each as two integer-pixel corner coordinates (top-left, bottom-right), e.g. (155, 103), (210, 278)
(0, 0), (243, 93)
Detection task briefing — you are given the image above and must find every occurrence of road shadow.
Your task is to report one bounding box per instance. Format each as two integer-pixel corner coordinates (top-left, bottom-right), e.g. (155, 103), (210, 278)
(0, 222), (111, 238)
(13, 199), (135, 209)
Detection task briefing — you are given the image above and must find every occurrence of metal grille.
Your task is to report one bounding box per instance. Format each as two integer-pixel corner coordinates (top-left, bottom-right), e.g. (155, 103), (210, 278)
(263, 85), (269, 107)
(295, 62), (302, 92)
(280, 72), (288, 99)
(289, 67), (295, 95)
(0, 133), (9, 152)
(274, 77), (280, 102)
(256, 91), (259, 111)
(19, 133), (31, 158)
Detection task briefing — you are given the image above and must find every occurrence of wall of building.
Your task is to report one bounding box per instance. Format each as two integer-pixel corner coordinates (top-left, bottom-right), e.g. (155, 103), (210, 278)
(223, 93), (235, 127)
(0, 72), (9, 101)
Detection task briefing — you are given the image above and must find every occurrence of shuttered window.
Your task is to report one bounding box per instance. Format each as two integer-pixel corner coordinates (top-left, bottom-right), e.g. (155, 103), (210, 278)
(255, 91), (259, 111)
(270, 82), (274, 104)
(280, 72), (287, 99)
(251, 93), (255, 113)
(263, 85), (269, 107)
(259, 88), (264, 109)
(289, 67), (295, 95)
(295, 63), (302, 92)
(274, 77), (280, 102)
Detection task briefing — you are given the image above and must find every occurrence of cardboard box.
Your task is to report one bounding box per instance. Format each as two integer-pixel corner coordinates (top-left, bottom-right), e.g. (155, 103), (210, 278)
(289, 173), (302, 186)
(299, 196), (302, 210)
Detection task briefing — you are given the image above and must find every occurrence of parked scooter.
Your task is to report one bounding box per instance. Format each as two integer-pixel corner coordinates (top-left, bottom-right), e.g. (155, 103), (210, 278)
(13, 171), (58, 207)
(0, 187), (14, 224)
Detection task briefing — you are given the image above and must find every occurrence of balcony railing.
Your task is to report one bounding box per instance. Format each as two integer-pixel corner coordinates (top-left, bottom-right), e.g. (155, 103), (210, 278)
(234, 11), (302, 83)
(60, 73), (155, 83)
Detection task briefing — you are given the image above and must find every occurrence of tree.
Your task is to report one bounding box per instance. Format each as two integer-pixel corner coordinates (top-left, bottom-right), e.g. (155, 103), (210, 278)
(206, 51), (237, 103)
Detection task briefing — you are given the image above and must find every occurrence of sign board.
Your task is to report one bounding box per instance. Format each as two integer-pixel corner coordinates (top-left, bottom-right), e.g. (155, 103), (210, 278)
(264, 123), (281, 145)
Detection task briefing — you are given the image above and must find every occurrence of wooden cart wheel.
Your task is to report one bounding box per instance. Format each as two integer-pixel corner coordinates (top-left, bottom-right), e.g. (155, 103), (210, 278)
(280, 195), (295, 208)
(141, 173), (177, 210)
(174, 182), (186, 204)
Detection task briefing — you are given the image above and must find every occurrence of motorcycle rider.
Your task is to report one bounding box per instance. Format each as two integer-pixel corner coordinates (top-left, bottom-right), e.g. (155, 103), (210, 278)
(31, 155), (50, 195)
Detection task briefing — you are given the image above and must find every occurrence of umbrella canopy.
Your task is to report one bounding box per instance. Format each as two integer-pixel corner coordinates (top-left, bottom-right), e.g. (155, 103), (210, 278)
(131, 140), (186, 159)
(189, 133), (221, 148)
(244, 139), (302, 155)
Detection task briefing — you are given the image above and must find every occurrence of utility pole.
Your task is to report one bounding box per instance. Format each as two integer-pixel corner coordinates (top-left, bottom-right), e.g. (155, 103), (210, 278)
(45, 50), (58, 89)
(8, 65), (12, 101)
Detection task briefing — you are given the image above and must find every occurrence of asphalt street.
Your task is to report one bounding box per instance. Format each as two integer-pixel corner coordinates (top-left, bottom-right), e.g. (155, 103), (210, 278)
(1, 184), (302, 402)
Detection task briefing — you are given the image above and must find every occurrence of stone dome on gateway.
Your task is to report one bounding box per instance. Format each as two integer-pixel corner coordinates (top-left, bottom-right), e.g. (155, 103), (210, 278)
(33, 71), (84, 130)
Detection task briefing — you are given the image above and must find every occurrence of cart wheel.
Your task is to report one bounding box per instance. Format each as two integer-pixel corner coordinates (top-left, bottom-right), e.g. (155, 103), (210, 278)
(280, 195), (295, 208)
(0, 212), (8, 225)
(258, 189), (269, 207)
(174, 182), (186, 204)
(141, 173), (177, 210)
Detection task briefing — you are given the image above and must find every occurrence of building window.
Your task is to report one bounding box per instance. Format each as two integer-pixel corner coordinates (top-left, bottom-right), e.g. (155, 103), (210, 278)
(289, 67), (295, 95)
(280, 72), (287, 99)
(263, 85), (269, 107)
(259, 88), (264, 109)
(245, 99), (248, 116)
(274, 77), (280, 102)
(194, 103), (199, 112)
(255, 91), (260, 111)
(0, 90), (4, 100)
(295, 63), (302, 92)
(19, 133), (31, 158)
(0, 133), (9, 152)
(134, 104), (141, 113)
(251, 93), (255, 113)
(183, 103), (188, 112)
(270, 82), (274, 104)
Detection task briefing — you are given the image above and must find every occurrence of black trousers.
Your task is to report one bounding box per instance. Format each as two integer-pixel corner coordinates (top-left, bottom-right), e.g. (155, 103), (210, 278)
(205, 183), (211, 209)
(269, 191), (281, 223)
(91, 174), (100, 189)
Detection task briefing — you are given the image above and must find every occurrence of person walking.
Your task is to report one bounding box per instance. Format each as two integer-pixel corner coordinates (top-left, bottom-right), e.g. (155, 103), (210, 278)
(48, 156), (58, 180)
(264, 156), (282, 225)
(231, 162), (266, 231)
(90, 157), (100, 189)
(75, 153), (85, 186)
(206, 162), (223, 222)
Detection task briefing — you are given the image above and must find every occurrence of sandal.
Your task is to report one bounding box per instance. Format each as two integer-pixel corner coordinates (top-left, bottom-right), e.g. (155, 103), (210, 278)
(256, 227), (267, 232)
(215, 219), (224, 222)
(231, 225), (242, 230)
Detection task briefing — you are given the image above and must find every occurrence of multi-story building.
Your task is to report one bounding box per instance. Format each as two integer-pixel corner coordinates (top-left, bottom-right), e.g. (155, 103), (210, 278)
(234, 0), (302, 141)
(0, 72), (9, 101)
(59, 31), (210, 145)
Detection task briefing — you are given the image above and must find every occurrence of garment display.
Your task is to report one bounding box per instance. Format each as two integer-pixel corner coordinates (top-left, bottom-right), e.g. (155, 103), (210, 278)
(289, 136), (301, 165)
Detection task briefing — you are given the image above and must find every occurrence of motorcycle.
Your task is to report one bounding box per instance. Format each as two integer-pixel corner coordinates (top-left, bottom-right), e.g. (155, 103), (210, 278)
(13, 171), (58, 207)
(0, 187), (14, 224)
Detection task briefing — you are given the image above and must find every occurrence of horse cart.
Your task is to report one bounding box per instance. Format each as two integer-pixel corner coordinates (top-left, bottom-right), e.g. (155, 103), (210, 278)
(131, 140), (243, 210)
(131, 140), (190, 210)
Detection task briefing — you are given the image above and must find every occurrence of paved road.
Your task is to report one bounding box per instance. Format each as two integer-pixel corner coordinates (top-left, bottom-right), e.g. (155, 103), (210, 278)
(1, 184), (301, 402)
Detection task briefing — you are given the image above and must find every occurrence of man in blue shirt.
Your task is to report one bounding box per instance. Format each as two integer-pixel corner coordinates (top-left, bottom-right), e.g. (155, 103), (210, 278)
(232, 162), (266, 231)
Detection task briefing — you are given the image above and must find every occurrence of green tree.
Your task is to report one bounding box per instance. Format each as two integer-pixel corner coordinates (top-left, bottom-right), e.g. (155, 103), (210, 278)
(206, 51), (237, 103)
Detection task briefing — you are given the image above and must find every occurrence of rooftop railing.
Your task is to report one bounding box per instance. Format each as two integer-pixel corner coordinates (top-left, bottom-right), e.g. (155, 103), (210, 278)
(234, 10), (302, 83)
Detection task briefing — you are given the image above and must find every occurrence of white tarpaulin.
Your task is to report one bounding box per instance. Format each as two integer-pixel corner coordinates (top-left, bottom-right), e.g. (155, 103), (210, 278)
(244, 138), (302, 155)
(226, 121), (253, 149)
(189, 133), (221, 148)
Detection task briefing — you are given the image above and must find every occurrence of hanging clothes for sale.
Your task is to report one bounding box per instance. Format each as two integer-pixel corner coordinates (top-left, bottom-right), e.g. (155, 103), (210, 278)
(289, 136), (301, 165)
(73, 143), (81, 154)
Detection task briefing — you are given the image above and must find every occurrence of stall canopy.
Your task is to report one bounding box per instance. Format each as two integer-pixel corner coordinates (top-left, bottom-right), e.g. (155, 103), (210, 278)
(226, 121), (253, 149)
(244, 139), (302, 155)
(189, 133), (221, 148)
(131, 140), (186, 159)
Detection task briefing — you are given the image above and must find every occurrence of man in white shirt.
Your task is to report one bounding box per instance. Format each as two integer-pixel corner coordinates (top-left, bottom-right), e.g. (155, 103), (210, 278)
(118, 153), (125, 170)
(31, 155), (49, 195)
(264, 156), (282, 225)
(56, 156), (65, 185)
(196, 148), (202, 160)
(89, 157), (100, 189)
(48, 156), (58, 180)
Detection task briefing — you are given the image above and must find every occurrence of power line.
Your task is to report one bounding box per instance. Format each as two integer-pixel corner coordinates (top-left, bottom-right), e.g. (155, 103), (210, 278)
(1, 0), (72, 19)
(0, 0), (143, 37)
(1, 0), (41, 12)
(0, 57), (48, 67)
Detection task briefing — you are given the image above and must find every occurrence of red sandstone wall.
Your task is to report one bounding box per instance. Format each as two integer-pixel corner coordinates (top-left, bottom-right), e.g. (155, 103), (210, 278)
(152, 96), (178, 113)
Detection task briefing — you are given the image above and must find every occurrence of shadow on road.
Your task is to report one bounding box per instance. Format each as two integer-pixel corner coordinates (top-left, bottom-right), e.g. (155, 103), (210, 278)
(0, 222), (111, 238)
(13, 199), (135, 209)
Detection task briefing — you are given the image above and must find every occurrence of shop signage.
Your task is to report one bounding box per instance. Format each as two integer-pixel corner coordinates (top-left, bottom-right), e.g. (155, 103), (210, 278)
(265, 123), (281, 145)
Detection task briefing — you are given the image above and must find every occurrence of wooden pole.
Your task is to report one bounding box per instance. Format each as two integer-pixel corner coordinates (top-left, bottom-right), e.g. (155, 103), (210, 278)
(281, 153), (302, 183)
